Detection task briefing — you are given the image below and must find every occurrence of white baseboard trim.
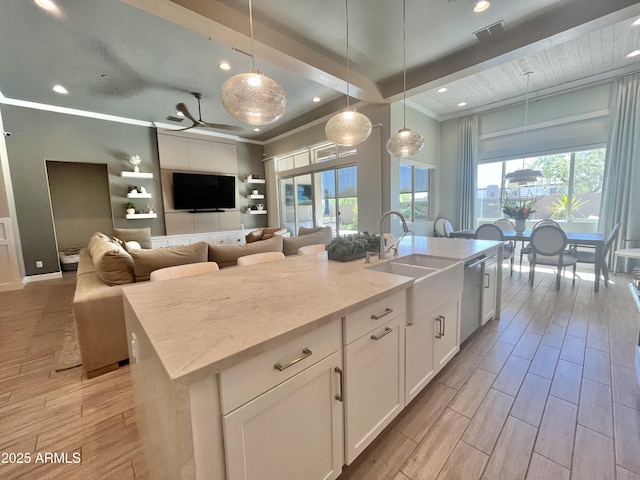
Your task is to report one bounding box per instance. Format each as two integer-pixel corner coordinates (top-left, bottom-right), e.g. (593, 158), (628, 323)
(22, 272), (63, 284)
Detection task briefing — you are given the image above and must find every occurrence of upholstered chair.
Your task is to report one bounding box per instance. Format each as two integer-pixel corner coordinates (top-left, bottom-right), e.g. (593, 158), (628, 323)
(237, 251), (286, 267)
(150, 261), (219, 281)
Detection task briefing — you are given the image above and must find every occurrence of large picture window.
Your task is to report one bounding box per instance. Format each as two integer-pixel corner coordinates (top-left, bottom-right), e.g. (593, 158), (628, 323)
(399, 163), (432, 221)
(477, 148), (605, 222)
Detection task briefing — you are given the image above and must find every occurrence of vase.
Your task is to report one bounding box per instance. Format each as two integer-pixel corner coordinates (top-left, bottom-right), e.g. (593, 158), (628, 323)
(514, 219), (526, 234)
(133, 165), (140, 173)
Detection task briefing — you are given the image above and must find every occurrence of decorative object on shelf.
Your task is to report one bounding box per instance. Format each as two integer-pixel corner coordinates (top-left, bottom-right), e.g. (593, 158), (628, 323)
(504, 71), (543, 185)
(128, 186), (139, 193)
(129, 154), (142, 173)
(220, 0), (286, 125)
(386, 0), (424, 158)
(252, 189), (258, 195)
(147, 205), (154, 214)
(256, 203), (264, 211)
(140, 186), (147, 194)
(126, 201), (136, 215)
(325, 0), (372, 147)
(326, 232), (380, 262)
(500, 194), (538, 233)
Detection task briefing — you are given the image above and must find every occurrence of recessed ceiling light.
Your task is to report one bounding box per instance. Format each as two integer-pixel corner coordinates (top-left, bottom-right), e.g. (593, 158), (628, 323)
(219, 62), (231, 71)
(458, 102), (467, 107)
(627, 49), (640, 58)
(253, 128), (261, 132)
(438, 87), (448, 93)
(53, 84), (68, 94)
(473, 1), (490, 13)
(35, 0), (59, 12)
(176, 111), (184, 117)
(633, 18), (640, 26)
(312, 97), (321, 103)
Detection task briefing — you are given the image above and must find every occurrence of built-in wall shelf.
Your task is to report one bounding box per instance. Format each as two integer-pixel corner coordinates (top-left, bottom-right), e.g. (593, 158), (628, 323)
(127, 192), (152, 199)
(121, 171), (154, 179)
(247, 194), (264, 199)
(126, 213), (158, 220)
(248, 210), (267, 215)
(244, 178), (266, 184)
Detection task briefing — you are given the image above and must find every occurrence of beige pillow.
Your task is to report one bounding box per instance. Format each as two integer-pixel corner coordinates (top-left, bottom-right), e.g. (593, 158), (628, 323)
(112, 227), (152, 249)
(87, 235), (135, 286)
(283, 228), (332, 256)
(130, 242), (208, 282)
(245, 229), (264, 244)
(208, 235), (283, 268)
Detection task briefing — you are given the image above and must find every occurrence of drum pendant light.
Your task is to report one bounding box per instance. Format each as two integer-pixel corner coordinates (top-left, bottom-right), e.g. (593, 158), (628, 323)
(386, 0), (424, 157)
(505, 72), (543, 184)
(325, 0), (372, 146)
(220, 0), (286, 125)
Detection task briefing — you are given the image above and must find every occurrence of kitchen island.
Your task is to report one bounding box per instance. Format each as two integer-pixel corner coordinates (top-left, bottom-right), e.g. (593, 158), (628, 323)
(123, 236), (502, 480)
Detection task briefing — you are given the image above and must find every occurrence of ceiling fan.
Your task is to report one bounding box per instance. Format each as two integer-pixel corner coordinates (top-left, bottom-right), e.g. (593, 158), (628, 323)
(175, 92), (245, 133)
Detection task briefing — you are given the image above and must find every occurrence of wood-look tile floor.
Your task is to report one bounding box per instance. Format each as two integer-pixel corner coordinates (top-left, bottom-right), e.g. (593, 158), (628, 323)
(1, 266), (639, 479)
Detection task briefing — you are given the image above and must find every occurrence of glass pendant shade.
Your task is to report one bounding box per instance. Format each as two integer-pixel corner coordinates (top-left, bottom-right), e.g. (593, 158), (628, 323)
(386, 127), (424, 157)
(325, 108), (372, 146)
(220, 69), (286, 125)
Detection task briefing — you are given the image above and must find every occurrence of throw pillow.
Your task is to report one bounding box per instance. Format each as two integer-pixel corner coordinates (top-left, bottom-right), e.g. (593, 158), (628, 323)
(283, 227), (332, 256)
(130, 242), (208, 282)
(87, 235), (135, 286)
(112, 227), (152, 249)
(245, 229), (264, 244)
(208, 235), (283, 268)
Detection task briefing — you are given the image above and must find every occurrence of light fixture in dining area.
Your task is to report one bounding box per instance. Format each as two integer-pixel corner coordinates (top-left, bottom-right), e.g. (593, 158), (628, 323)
(505, 71), (544, 185)
(325, 0), (372, 147)
(220, 0), (286, 125)
(386, 0), (424, 158)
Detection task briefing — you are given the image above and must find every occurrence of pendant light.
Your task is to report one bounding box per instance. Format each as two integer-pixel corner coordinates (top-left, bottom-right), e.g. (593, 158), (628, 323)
(505, 71), (543, 184)
(220, 0), (286, 125)
(386, 0), (424, 157)
(325, 0), (372, 146)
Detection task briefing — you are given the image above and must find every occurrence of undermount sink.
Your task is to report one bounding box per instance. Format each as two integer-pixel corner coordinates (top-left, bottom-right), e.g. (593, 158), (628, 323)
(366, 261), (437, 279)
(393, 254), (460, 270)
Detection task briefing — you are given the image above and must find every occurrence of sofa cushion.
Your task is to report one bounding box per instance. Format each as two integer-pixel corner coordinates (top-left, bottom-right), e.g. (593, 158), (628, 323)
(130, 242), (208, 282)
(283, 227), (332, 256)
(112, 227), (152, 249)
(87, 235), (135, 286)
(208, 235), (283, 268)
(245, 228), (264, 244)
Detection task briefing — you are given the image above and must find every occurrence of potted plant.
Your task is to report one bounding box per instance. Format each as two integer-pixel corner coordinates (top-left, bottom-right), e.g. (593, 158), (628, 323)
(125, 201), (136, 215)
(326, 232), (380, 262)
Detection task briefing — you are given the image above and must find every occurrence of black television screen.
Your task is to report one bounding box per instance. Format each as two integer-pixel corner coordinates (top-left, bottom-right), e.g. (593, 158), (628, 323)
(172, 172), (236, 211)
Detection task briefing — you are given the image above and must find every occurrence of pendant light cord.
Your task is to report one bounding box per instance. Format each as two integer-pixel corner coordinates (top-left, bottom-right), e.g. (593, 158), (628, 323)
(402, 0), (407, 128)
(345, 0), (351, 108)
(249, 0), (256, 70)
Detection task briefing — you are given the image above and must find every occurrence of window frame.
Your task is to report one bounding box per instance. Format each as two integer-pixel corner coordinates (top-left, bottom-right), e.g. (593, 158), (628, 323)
(399, 160), (435, 222)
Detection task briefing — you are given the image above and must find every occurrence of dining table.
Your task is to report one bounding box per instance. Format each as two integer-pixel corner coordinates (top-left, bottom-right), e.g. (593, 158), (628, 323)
(450, 229), (606, 292)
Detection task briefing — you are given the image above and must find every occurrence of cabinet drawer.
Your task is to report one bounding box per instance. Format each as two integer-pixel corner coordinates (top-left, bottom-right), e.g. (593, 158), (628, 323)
(220, 320), (341, 414)
(344, 290), (406, 344)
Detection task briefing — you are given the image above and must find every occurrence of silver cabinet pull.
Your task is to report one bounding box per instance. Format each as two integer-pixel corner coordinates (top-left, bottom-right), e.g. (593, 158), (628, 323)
(334, 367), (343, 402)
(274, 348), (312, 371)
(440, 315), (446, 336)
(435, 317), (443, 338)
(371, 307), (393, 320)
(371, 326), (393, 341)
(484, 273), (490, 288)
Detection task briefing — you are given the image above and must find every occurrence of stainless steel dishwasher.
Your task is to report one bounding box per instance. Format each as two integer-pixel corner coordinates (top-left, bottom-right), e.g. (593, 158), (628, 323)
(460, 255), (488, 343)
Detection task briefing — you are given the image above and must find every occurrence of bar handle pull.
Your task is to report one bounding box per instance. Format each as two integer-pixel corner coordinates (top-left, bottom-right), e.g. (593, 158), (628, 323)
(484, 273), (490, 288)
(371, 327), (393, 341)
(334, 367), (344, 402)
(274, 348), (312, 371)
(435, 317), (442, 338)
(371, 307), (393, 320)
(440, 315), (446, 336)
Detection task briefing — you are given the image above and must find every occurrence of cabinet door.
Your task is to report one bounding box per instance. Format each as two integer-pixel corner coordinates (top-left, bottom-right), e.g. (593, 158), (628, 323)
(213, 142), (238, 174)
(187, 138), (215, 171)
(344, 315), (404, 464)
(224, 351), (344, 480)
(433, 299), (460, 371)
(482, 257), (498, 324)
(404, 315), (435, 405)
(157, 134), (189, 170)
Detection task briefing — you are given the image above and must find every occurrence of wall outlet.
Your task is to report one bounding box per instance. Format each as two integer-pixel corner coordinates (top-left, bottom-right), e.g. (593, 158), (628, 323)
(35, 260), (43, 268)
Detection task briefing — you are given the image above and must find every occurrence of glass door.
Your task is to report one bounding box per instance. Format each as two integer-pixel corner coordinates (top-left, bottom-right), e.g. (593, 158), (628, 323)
(281, 174), (314, 235)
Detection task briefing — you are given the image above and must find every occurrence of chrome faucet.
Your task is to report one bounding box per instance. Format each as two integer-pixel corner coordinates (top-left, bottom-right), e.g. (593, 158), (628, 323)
(379, 210), (410, 260)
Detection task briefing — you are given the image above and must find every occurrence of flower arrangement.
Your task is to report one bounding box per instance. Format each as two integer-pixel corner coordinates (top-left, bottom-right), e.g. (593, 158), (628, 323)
(128, 155), (142, 173)
(326, 232), (380, 261)
(500, 195), (537, 220)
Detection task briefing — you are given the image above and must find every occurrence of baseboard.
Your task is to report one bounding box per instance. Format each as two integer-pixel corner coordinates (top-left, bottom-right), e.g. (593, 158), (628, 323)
(22, 271), (63, 284)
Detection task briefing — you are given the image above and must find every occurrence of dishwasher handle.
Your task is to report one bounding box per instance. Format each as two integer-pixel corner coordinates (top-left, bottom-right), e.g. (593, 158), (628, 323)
(465, 256), (488, 269)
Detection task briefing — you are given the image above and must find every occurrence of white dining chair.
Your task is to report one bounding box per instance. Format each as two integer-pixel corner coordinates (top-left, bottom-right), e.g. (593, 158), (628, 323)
(476, 224), (515, 276)
(237, 251), (285, 267)
(434, 218), (454, 238)
(520, 219), (562, 271)
(528, 225), (576, 290)
(150, 261), (219, 281)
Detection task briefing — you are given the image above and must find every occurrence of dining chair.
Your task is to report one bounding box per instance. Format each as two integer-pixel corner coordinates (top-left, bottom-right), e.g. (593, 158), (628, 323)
(476, 224), (515, 275)
(571, 222), (621, 287)
(434, 218), (454, 238)
(493, 219), (515, 232)
(297, 243), (326, 255)
(519, 219), (562, 270)
(150, 261), (220, 281)
(528, 225), (576, 290)
(237, 251), (286, 267)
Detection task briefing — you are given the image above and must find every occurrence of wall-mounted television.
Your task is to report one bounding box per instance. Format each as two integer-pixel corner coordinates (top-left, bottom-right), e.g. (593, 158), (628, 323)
(172, 172), (236, 212)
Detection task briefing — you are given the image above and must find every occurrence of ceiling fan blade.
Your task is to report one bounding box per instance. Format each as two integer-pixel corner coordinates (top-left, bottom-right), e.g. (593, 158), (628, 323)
(200, 122), (245, 132)
(176, 103), (201, 125)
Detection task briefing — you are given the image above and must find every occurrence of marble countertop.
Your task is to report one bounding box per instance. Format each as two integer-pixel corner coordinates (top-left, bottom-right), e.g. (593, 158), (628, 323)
(122, 236), (501, 385)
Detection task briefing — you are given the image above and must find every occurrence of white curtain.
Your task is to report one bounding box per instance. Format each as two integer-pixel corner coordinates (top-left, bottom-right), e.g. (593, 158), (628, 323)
(457, 116), (478, 230)
(598, 73), (640, 271)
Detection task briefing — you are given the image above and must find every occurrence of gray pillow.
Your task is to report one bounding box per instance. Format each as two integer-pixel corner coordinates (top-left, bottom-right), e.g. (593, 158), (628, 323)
(208, 235), (283, 268)
(283, 228), (332, 256)
(130, 242), (208, 282)
(112, 227), (152, 249)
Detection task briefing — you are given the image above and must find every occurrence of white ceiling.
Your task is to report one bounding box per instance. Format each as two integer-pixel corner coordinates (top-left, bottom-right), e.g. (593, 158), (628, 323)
(0, 0), (639, 141)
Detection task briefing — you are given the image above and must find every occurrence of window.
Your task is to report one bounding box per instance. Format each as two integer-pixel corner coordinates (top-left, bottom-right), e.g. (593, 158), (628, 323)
(477, 148), (605, 221)
(399, 163), (432, 221)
